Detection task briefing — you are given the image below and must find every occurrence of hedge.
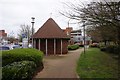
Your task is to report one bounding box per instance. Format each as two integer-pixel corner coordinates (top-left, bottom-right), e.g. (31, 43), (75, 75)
(100, 45), (120, 54)
(68, 44), (79, 50)
(2, 48), (44, 67)
(2, 48), (44, 80)
(2, 61), (36, 80)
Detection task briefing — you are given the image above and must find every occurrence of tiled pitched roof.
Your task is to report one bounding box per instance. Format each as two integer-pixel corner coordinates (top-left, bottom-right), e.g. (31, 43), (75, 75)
(32, 18), (69, 39)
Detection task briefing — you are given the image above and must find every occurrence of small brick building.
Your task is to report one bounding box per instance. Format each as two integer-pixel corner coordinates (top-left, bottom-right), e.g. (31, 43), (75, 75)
(0, 30), (7, 44)
(32, 18), (69, 55)
(0, 30), (7, 39)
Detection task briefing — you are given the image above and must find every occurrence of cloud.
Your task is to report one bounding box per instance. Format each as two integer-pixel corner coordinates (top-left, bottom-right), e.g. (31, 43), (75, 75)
(0, 0), (90, 38)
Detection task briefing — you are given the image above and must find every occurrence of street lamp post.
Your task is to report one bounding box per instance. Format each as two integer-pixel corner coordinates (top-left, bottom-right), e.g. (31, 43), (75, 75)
(31, 17), (35, 48)
(31, 17), (35, 36)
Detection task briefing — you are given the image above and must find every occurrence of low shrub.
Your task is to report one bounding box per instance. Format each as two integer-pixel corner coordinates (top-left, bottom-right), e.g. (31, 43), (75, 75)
(100, 47), (107, 51)
(2, 61), (36, 80)
(68, 44), (79, 50)
(100, 45), (120, 55)
(106, 45), (115, 53)
(114, 45), (120, 54)
(2, 48), (44, 67)
(106, 45), (120, 54)
(79, 45), (84, 47)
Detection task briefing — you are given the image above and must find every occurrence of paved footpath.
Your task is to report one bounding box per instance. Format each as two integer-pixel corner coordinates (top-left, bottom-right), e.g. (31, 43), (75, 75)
(34, 48), (83, 78)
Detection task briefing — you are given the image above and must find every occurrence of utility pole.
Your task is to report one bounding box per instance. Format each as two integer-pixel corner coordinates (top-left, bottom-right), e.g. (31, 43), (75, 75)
(31, 17), (35, 48)
(68, 18), (71, 28)
(83, 21), (86, 56)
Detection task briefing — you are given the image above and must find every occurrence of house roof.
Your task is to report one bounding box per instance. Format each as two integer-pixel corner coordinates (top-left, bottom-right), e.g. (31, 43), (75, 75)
(32, 18), (69, 39)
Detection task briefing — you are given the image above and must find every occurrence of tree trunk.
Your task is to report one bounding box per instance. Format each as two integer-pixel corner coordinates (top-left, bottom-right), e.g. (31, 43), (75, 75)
(117, 26), (120, 46)
(104, 40), (107, 46)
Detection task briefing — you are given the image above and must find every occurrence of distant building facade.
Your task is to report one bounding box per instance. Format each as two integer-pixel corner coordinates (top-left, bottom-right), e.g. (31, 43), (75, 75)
(0, 30), (8, 45)
(63, 27), (91, 45)
(0, 30), (7, 39)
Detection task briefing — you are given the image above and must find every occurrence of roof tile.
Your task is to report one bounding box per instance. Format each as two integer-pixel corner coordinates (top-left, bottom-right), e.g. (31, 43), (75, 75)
(32, 18), (69, 39)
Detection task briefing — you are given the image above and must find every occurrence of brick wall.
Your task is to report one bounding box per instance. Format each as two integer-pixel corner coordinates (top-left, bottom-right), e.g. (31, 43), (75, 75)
(47, 39), (54, 55)
(0, 30), (7, 37)
(62, 39), (68, 54)
(35, 39), (68, 55)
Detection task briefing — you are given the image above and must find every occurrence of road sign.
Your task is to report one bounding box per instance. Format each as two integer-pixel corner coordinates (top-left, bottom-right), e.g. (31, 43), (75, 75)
(22, 38), (28, 48)
(22, 33), (27, 38)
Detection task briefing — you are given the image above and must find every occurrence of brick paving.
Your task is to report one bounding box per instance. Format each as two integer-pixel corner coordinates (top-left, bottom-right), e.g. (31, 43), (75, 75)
(34, 48), (83, 78)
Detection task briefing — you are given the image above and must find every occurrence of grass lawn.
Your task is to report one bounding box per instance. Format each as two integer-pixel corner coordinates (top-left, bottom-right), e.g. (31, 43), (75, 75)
(77, 48), (119, 79)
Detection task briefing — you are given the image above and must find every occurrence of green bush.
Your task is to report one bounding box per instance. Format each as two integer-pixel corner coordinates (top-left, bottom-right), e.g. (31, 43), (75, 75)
(2, 61), (36, 80)
(2, 48), (44, 67)
(106, 45), (115, 53)
(106, 45), (120, 54)
(114, 45), (120, 54)
(68, 44), (79, 50)
(100, 47), (107, 51)
(100, 45), (120, 54)
(79, 45), (84, 47)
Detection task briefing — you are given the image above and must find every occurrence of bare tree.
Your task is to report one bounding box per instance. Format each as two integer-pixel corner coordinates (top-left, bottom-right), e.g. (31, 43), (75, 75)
(7, 36), (16, 43)
(60, 0), (120, 45)
(17, 24), (34, 43)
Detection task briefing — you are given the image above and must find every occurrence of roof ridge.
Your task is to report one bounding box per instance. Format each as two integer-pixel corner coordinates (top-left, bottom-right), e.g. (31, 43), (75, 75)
(33, 18), (69, 39)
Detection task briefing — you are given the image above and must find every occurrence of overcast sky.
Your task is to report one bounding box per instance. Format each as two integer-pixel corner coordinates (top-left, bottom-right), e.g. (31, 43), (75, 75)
(0, 0), (91, 38)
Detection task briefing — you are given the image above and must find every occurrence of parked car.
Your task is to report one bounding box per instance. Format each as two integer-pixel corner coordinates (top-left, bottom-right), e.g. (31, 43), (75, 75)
(90, 43), (99, 47)
(0, 44), (21, 50)
(0, 46), (10, 50)
(10, 44), (21, 49)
